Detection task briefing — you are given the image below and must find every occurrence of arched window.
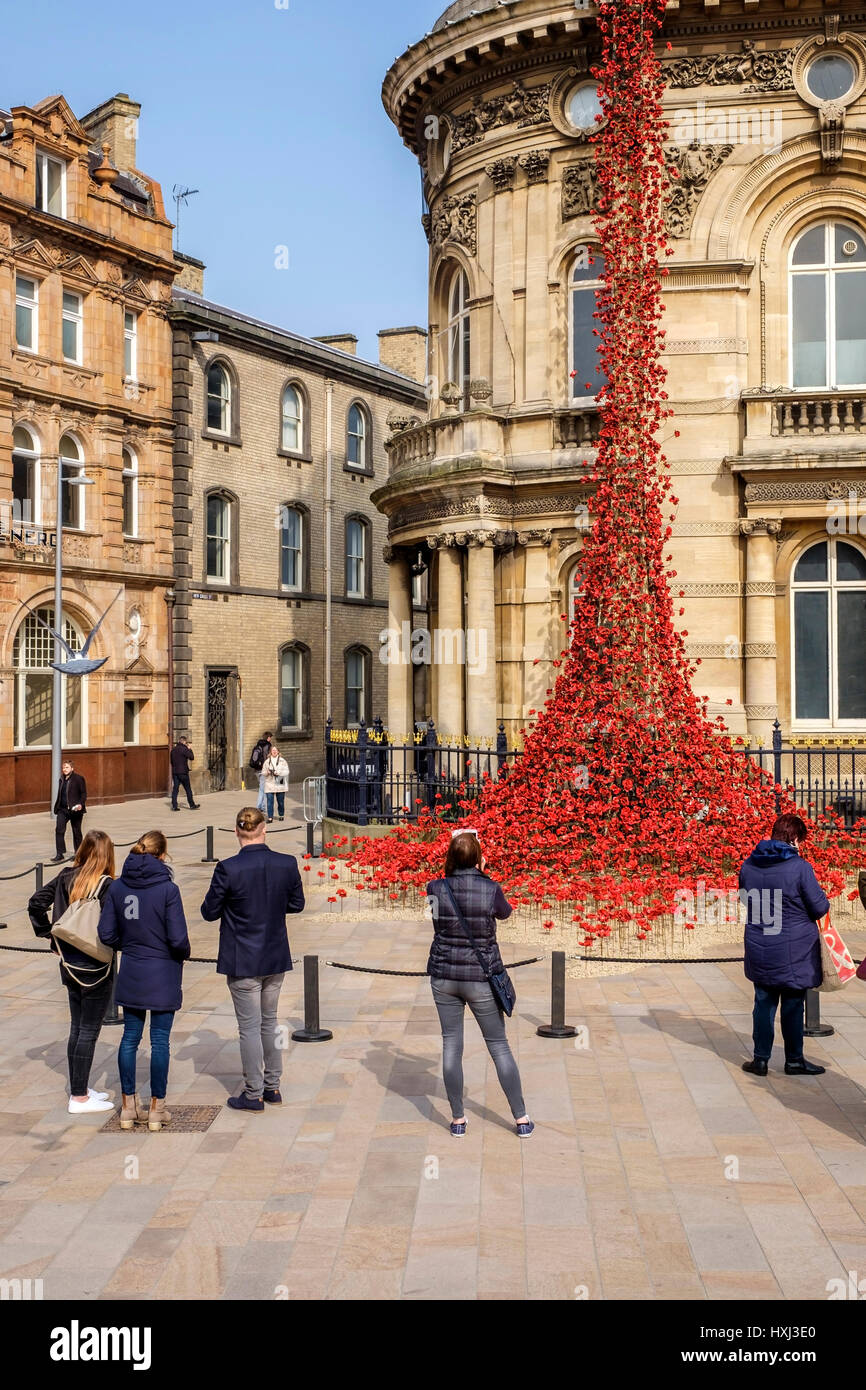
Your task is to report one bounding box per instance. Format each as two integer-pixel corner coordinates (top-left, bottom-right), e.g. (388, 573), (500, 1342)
(122, 447), (138, 537)
(790, 222), (866, 389)
(346, 516), (369, 598)
(792, 538), (866, 725)
(347, 403), (370, 472)
(13, 607), (86, 748)
(206, 362), (232, 435)
(567, 560), (583, 617)
(280, 504), (304, 591)
(447, 268), (471, 406)
(571, 248), (606, 399)
(12, 425), (40, 526)
(281, 385), (304, 454)
(59, 433), (85, 530)
(345, 645), (370, 727)
(280, 644), (308, 732)
(205, 490), (235, 584)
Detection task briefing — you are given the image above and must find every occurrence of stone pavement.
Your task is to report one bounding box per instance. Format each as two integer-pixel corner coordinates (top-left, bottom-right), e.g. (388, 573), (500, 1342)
(1, 796), (866, 1300)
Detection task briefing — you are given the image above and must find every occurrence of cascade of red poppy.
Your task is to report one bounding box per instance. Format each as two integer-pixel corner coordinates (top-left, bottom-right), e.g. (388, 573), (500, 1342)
(339, 0), (859, 930)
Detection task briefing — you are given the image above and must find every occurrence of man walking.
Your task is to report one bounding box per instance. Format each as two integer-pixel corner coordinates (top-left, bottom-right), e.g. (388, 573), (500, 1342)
(170, 736), (200, 812)
(201, 807), (305, 1111)
(51, 759), (87, 863)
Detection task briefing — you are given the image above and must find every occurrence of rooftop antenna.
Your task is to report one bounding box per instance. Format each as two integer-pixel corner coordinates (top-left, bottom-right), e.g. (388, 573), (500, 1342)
(172, 184), (199, 252)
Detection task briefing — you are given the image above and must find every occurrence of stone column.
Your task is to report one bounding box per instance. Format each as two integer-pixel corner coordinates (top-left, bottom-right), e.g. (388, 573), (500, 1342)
(740, 518), (780, 742)
(433, 536), (465, 737)
(383, 545), (413, 740)
(464, 531), (497, 740)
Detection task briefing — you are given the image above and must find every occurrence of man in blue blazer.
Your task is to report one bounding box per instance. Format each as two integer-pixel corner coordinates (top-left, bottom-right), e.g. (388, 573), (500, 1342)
(201, 807), (305, 1111)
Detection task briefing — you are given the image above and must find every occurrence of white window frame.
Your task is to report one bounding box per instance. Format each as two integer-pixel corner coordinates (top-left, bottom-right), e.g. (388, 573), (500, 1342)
(11, 425), (42, 527)
(206, 493), (232, 585)
(347, 404), (368, 471)
(789, 221), (866, 391)
(346, 518), (367, 598)
(570, 248), (605, 402)
(447, 269), (471, 405)
(35, 149), (67, 218)
(790, 537), (866, 731)
(15, 275), (39, 354)
(62, 290), (83, 365)
(13, 607), (87, 749)
(59, 434), (86, 531)
(281, 385), (303, 453)
(280, 647), (304, 732)
(280, 505), (303, 592)
(207, 363), (231, 436)
(124, 310), (138, 381)
(122, 447), (139, 538)
(346, 648), (367, 728)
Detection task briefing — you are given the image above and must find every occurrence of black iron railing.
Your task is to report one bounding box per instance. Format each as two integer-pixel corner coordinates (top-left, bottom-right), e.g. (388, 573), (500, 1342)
(743, 721), (866, 825)
(325, 718), (517, 826)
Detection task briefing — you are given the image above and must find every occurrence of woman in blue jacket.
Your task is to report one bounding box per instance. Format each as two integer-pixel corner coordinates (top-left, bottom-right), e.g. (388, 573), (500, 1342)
(98, 831), (191, 1131)
(739, 813), (830, 1078)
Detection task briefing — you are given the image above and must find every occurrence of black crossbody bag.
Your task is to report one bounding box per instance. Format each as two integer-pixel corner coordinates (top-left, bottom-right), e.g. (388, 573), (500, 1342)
(441, 878), (516, 1017)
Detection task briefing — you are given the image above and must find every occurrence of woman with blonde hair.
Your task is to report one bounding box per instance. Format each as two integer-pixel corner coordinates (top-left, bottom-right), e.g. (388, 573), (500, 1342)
(98, 830), (190, 1131)
(29, 829), (117, 1115)
(262, 744), (289, 823)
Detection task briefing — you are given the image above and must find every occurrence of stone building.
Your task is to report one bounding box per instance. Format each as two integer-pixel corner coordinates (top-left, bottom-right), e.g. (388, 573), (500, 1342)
(168, 273), (426, 792)
(0, 93), (177, 815)
(378, 0), (866, 748)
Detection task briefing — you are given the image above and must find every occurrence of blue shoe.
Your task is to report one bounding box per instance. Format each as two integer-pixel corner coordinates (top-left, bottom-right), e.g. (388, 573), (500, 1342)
(263, 1089), (282, 1105)
(450, 1121), (467, 1137)
(516, 1120), (535, 1138)
(227, 1094), (265, 1113)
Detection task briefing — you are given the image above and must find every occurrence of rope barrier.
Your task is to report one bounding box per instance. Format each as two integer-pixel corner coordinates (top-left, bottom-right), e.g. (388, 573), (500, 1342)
(325, 956), (542, 978)
(0, 866), (43, 882)
(569, 953), (864, 966)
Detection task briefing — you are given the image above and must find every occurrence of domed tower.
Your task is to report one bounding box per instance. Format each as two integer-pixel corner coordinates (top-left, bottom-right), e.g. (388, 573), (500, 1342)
(379, 0), (866, 750)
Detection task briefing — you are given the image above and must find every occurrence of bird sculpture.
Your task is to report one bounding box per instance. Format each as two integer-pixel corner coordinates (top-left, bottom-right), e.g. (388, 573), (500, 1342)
(15, 589), (122, 675)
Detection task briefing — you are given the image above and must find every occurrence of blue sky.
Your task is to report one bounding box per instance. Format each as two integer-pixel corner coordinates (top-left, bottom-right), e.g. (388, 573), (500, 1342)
(1, 0), (441, 361)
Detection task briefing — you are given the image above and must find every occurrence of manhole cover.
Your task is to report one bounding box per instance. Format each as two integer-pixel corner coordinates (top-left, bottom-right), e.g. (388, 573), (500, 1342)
(100, 1105), (222, 1134)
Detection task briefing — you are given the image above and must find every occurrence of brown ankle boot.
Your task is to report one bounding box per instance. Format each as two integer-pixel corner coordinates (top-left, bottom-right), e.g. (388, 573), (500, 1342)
(148, 1097), (171, 1132)
(120, 1094), (147, 1130)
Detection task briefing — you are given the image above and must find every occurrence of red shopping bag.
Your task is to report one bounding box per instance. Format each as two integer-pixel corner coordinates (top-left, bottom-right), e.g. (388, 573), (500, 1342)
(818, 914), (858, 991)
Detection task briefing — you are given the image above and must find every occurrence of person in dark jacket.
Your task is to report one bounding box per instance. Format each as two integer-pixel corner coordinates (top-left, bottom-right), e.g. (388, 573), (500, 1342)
(250, 732), (273, 812)
(98, 830), (191, 1131)
(200, 807), (305, 1112)
(28, 828), (116, 1114)
(739, 812), (830, 1078)
(170, 737), (200, 812)
(427, 832), (533, 1138)
(51, 759), (87, 863)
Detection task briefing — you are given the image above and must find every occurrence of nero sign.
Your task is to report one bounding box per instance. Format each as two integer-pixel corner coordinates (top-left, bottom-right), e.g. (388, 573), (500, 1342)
(49, 1321), (152, 1371)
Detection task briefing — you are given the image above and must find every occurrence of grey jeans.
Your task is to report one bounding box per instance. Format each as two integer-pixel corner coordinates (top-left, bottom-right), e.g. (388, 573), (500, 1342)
(431, 977), (526, 1121)
(227, 974), (285, 1100)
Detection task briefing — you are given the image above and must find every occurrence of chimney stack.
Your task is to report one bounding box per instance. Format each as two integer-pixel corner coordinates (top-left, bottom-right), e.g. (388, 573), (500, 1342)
(315, 333), (358, 357)
(80, 92), (141, 171)
(378, 327), (427, 383)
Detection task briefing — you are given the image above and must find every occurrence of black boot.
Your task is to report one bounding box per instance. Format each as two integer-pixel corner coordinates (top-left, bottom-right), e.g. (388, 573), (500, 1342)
(742, 1058), (769, 1076)
(785, 1058), (826, 1076)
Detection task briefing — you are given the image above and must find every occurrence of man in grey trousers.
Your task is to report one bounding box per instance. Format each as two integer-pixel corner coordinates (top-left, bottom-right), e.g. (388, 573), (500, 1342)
(201, 807), (305, 1111)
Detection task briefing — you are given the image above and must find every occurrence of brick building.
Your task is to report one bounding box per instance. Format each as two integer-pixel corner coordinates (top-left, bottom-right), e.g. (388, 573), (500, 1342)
(168, 274), (426, 791)
(0, 93), (177, 815)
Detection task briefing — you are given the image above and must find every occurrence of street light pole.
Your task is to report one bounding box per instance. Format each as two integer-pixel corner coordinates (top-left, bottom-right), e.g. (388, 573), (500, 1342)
(50, 456), (64, 821)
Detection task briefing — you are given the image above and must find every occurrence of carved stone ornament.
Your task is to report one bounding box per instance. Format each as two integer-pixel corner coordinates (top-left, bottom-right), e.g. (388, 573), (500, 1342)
(386, 407), (416, 437)
(440, 381), (462, 411)
(451, 81), (552, 156)
(520, 150), (551, 185)
(485, 157), (518, 192)
(469, 378), (493, 408)
(517, 528), (554, 547)
(421, 212), (432, 243)
(383, 544), (396, 565)
(665, 143), (733, 237)
(739, 518), (782, 537)
(664, 40), (796, 92)
(431, 193), (477, 256)
(562, 161), (599, 220)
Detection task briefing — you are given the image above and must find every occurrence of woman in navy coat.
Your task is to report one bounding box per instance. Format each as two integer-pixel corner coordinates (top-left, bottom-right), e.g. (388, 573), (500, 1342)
(98, 830), (190, 1131)
(739, 812), (830, 1078)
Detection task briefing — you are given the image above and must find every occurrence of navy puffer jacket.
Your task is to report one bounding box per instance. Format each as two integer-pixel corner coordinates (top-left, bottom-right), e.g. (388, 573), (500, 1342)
(426, 868), (512, 982)
(739, 839), (830, 991)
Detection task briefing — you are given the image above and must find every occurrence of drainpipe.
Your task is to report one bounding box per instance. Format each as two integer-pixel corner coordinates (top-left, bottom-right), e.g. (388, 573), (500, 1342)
(165, 589), (175, 796)
(324, 380), (333, 724)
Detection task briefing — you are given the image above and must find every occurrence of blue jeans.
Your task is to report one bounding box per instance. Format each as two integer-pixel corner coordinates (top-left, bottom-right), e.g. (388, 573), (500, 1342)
(752, 985), (806, 1063)
(266, 792), (285, 819)
(256, 772), (266, 812)
(118, 1008), (175, 1099)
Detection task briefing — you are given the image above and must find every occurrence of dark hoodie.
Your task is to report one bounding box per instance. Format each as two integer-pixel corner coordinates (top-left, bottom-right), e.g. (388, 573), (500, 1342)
(739, 839), (829, 991)
(98, 853), (191, 1011)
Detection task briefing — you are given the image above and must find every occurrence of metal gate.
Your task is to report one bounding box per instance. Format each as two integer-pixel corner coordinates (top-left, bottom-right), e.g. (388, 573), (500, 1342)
(206, 671), (229, 792)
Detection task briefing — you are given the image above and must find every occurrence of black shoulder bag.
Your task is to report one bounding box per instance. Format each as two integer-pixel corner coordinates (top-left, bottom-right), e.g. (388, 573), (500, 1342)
(441, 878), (516, 1017)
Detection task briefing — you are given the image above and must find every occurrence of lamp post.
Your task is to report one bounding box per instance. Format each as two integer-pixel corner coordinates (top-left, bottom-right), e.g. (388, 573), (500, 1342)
(51, 456), (95, 822)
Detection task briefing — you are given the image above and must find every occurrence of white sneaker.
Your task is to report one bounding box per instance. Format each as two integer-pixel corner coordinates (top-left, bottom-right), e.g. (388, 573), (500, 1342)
(68, 1096), (114, 1114)
(88, 1089), (109, 1102)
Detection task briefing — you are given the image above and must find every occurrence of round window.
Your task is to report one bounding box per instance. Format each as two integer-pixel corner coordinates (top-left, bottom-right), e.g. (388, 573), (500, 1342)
(442, 126), (452, 174)
(567, 82), (603, 132)
(806, 53), (856, 102)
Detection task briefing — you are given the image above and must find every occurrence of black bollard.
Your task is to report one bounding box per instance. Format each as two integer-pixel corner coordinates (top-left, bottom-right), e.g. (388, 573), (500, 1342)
(804, 987), (835, 1038)
(306, 821), (316, 858)
(291, 956), (333, 1042)
(201, 826), (218, 864)
(103, 956), (123, 1028)
(537, 951), (578, 1039)
(35, 862), (44, 892)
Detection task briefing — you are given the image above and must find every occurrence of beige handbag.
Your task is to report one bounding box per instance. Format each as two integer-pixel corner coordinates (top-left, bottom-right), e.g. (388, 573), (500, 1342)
(51, 876), (113, 986)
